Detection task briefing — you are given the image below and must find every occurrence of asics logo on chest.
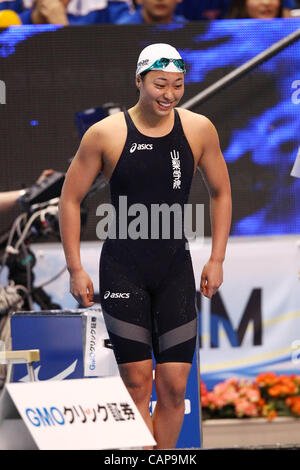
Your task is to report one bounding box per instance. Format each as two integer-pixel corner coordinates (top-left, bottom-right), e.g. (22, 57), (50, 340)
(130, 143), (153, 153)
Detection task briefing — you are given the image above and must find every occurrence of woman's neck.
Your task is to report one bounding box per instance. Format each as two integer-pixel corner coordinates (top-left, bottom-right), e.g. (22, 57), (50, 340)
(130, 102), (174, 132)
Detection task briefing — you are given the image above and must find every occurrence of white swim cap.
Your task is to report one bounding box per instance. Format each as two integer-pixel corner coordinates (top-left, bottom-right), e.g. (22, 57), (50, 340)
(136, 43), (185, 75)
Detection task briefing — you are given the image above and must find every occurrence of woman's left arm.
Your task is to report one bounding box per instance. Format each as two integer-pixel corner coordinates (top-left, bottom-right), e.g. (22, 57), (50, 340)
(197, 117), (232, 298)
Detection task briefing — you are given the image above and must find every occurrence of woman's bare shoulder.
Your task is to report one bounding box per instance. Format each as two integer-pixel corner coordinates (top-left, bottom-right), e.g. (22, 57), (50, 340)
(93, 111), (126, 133)
(176, 108), (215, 132)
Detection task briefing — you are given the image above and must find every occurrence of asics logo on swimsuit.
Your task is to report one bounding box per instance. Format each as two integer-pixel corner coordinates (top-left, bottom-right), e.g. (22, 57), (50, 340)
(130, 143), (153, 153)
(104, 291), (130, 299)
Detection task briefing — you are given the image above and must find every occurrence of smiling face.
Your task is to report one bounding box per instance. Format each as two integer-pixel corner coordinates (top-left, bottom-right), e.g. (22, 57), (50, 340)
(136, 70), (184, 116)
(246, 0), (281, 18)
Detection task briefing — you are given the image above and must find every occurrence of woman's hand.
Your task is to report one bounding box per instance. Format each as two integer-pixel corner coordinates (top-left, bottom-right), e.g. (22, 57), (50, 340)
(200, 259), (223, 298)
(69, 268), (95, 307)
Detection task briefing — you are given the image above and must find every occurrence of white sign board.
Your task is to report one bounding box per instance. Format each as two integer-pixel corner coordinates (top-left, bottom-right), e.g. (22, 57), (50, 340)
(83, 309), (120, 377)
(291, 146), (300, 178)
(6, 377), (156, 450)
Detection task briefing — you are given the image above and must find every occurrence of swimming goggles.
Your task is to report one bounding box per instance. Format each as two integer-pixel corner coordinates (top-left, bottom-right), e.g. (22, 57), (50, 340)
(146, 58), (186, 74)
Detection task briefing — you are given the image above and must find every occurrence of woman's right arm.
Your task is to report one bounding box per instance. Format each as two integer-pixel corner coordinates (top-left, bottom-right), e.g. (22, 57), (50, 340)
(59, 124), (103, 307)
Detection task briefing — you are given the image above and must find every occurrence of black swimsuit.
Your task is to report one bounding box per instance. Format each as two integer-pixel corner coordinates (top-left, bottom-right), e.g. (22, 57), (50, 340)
(99, 109), (197, 364)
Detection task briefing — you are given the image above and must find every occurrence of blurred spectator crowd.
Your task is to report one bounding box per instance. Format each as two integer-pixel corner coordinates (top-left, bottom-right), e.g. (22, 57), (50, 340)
(0, 0), (300, 26)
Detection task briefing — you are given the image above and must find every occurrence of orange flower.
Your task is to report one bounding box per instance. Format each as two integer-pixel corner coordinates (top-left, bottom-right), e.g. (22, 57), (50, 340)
(291, 374), (300, 386)
(267, 385), (282, 397)
(277, 375), (296, 387)
(256, 372), (278, 387)
(267, 410), (278, 421)
(267, 380), (297, 397)
(258, 398), (266, 407)
(286, 396), (300, 416)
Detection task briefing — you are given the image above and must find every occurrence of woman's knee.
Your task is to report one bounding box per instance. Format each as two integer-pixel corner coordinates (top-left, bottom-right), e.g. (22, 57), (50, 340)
(155, 363), (191, 408)
(159, 381), (186, 409)
(119, 360), (153, 405)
